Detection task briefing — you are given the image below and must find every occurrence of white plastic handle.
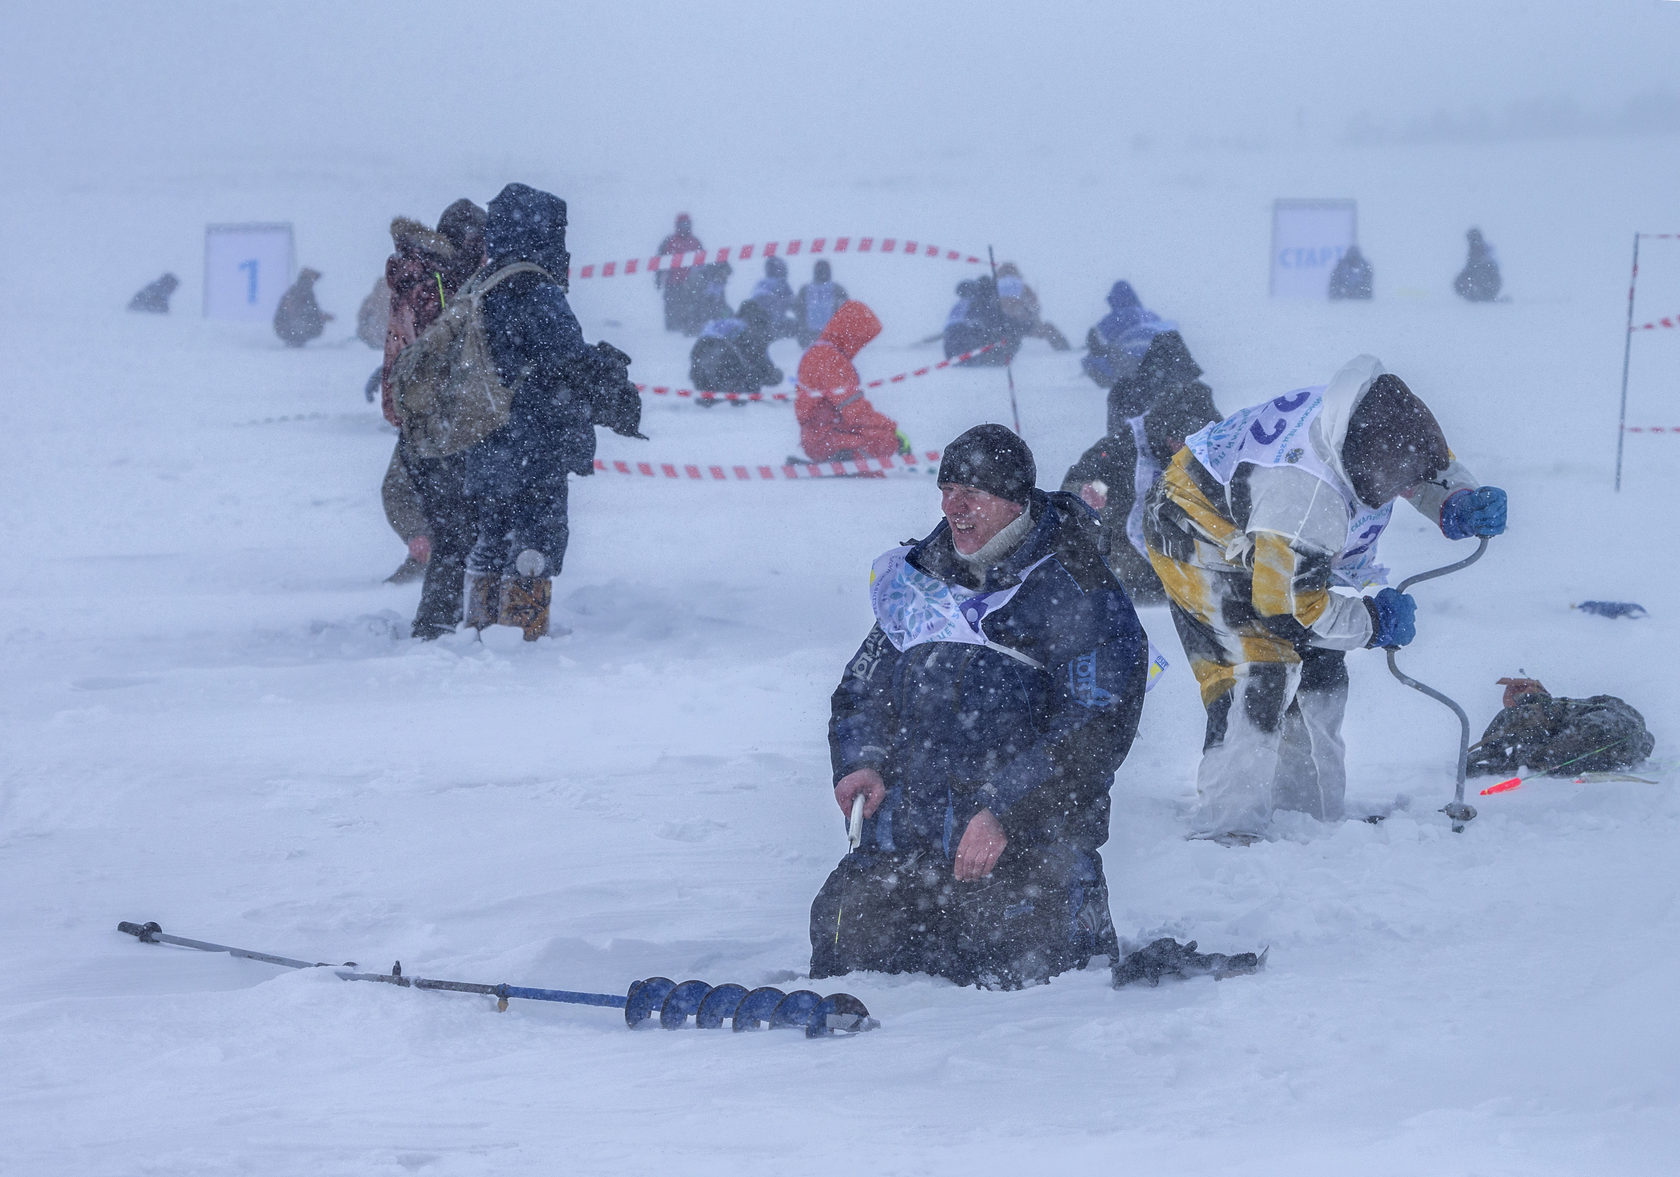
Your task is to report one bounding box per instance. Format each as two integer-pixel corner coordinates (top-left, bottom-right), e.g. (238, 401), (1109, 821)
(847, 793), (865, 850)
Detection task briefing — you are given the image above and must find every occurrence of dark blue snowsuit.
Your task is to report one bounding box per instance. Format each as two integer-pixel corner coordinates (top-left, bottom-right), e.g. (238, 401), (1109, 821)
(1081, 281), (1174, 387)
(811, 491), (1149, 988)
(464, 184), (642, 577)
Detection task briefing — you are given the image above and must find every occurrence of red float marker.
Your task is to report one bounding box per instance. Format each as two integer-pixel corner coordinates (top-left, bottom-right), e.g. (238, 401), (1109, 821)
(1480, 777), (1524, 796)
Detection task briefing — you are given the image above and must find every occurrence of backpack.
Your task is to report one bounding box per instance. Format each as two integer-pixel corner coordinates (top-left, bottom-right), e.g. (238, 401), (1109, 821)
(1467, 692), (1655, 776)
(389, 262), (551, 459)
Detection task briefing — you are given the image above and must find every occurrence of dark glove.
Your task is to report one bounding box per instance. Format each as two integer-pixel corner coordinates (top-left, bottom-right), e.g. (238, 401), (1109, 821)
(588, 341), (647, 440)
(1112, 938), (1263, 988)
(1441, 486), (1507, 539)
(1365, 587), (1417, 648)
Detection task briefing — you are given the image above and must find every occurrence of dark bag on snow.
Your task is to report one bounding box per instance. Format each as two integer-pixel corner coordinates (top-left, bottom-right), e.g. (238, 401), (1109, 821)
(389, 262), (551, 459)
(1467, 689), (1654, 777)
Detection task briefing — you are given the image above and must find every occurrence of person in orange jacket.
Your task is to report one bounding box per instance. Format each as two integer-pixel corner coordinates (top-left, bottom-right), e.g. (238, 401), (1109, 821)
(795, 300), (907, 463)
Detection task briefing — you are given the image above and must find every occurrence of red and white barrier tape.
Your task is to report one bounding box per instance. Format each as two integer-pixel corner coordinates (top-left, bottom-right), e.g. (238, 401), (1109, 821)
(572, 236), (984, 281)
(1622, 426), (1680, 434)
(593, 450), (944, 482)
(635, 341), (1002, 405)
(1632, 313), (1679, 332)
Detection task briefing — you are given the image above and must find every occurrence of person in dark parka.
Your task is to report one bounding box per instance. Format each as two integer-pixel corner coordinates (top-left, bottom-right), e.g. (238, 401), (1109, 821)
(655, 212), (705, 334)
(1328, 245), (1374, 300)
(942, 275), (1019, 366)
(1453, 228), (1502, 302)
(1062, 330), (1220, 605)
(811, 426), (1149, 989)
(127, 273), (179, 313)
(688, 299), (784, 398)
(273, 268), (332, 346)
(385, 201), (486, 622)
(459, 183), (644, 640)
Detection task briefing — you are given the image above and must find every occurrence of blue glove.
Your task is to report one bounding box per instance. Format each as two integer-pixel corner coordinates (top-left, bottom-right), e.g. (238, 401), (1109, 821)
(1441, 486), (1507, 540)
(1365, 587), (1417, 648)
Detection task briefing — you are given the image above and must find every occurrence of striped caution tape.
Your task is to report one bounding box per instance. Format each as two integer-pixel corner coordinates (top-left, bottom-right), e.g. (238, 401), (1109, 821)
(573, 235), (985, 281)
(1632, 312), (1680, 332)
(635, 341), (1002, 405)
(592, 450), (944, 481)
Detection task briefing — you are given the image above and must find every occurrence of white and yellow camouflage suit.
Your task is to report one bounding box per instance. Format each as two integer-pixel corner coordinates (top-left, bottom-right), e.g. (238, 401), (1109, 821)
(1142, 356), (1478, 839)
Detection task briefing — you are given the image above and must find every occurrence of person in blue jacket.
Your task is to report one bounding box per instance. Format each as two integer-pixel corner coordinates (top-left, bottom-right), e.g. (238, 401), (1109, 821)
(457, 183), (644, 640)
(744, 255), (799, 339)
(810, 425), (1151, 989)
(794, 259), (849, 348)
(1081, 281), (1176, 388)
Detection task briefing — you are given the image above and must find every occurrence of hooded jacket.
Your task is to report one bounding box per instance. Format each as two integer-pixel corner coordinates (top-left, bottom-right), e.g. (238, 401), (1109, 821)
(1148, 356), (1478, 649)
(478, 183), (638, 472)
(795, 301), (900, 462)
(381, 217), (462, 426)
(830, 490), (1148, 856)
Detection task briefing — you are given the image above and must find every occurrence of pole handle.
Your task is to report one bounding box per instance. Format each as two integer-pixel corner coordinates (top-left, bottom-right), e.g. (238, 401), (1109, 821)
(847, 793), (865, 849)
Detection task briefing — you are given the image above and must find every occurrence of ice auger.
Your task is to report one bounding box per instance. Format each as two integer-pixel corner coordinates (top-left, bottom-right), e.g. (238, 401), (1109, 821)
(1384, 536), (1490, 831)
(117, 921), (877, 1038)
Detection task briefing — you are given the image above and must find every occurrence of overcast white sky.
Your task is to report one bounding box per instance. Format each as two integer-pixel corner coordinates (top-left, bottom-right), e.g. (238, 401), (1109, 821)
(5, 0), (1679, 183)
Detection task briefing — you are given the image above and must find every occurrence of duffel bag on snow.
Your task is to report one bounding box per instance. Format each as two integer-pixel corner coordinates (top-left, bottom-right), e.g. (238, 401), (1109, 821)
(1467, 678), (1654, 776)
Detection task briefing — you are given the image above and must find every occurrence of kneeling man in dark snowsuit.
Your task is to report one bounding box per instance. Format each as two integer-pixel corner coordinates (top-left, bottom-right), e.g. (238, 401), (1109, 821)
(810, 425), (1151, 989)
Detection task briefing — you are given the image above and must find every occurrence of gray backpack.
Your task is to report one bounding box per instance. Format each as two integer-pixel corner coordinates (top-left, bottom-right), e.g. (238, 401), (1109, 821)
(390, 262), (551, 458)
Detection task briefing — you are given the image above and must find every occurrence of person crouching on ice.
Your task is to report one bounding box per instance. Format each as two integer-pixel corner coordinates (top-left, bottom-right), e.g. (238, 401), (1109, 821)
(1142, 356), (1508, 844)
(809, 425), (1150, 989)
(794, 300), (907, 463)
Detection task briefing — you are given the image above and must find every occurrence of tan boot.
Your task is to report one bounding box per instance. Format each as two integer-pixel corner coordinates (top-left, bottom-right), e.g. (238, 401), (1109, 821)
(501, 576), (552, 641)
(464, 572), (502, 631)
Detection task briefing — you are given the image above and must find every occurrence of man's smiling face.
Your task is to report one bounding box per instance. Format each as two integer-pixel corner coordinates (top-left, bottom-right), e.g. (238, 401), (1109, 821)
(940, 483), (1025, 555)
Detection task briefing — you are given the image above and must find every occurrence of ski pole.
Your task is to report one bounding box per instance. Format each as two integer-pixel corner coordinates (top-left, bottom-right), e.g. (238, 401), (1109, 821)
(1384, 536), (1490, 831)
(117, 921), (876, 1037)
(987, 245), (1023, 437)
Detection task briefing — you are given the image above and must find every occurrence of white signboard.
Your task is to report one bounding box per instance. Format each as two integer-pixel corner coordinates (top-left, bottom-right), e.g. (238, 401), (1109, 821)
(1270, 200), (1357, 298)
(203, 223), (295, 320)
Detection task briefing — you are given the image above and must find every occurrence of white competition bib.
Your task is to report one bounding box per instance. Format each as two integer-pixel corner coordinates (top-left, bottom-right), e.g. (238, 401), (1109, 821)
(869, 546), (1047, 667)
(868, 546), (1170, 689)
(1186, 389), (1391, 588)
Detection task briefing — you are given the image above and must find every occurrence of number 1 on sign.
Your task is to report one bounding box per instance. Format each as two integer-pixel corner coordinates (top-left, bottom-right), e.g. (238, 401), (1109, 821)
(238, 259), (259, 303)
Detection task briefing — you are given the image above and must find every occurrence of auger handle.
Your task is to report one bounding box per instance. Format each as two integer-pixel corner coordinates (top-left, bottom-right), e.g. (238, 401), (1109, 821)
(1385, 536), (1491, 830)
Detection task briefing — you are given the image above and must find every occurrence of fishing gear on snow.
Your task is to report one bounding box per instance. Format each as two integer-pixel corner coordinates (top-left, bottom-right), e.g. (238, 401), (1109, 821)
(117, 921), (877, 1038)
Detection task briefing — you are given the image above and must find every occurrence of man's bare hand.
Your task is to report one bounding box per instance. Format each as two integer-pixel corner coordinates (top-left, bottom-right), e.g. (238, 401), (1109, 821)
(953, 809), (1007, 881)
(835, 768), (886, 819)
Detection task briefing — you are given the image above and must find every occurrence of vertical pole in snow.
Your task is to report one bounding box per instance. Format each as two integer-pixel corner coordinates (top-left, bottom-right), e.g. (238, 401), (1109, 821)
(987, 245), (1023, 437)
(1614, 233), (1640, 493)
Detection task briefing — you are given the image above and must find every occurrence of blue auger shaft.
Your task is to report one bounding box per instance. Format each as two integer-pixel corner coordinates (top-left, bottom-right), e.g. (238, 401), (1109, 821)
(119, 921), (626, 1008)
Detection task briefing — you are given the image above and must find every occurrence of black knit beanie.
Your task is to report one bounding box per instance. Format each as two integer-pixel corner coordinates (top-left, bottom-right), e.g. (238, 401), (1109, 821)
(937, 424), (1037, 505)
(1342, 373), (1450, 505)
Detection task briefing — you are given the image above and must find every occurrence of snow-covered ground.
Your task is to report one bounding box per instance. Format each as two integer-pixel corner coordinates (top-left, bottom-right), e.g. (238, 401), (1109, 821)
(4, 5), (1679, 1175)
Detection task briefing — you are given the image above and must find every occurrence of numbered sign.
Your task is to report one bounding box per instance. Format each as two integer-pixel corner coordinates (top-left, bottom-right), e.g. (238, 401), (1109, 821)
(203, 223), (295, 320)
(1269, 200), (1357, 298)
